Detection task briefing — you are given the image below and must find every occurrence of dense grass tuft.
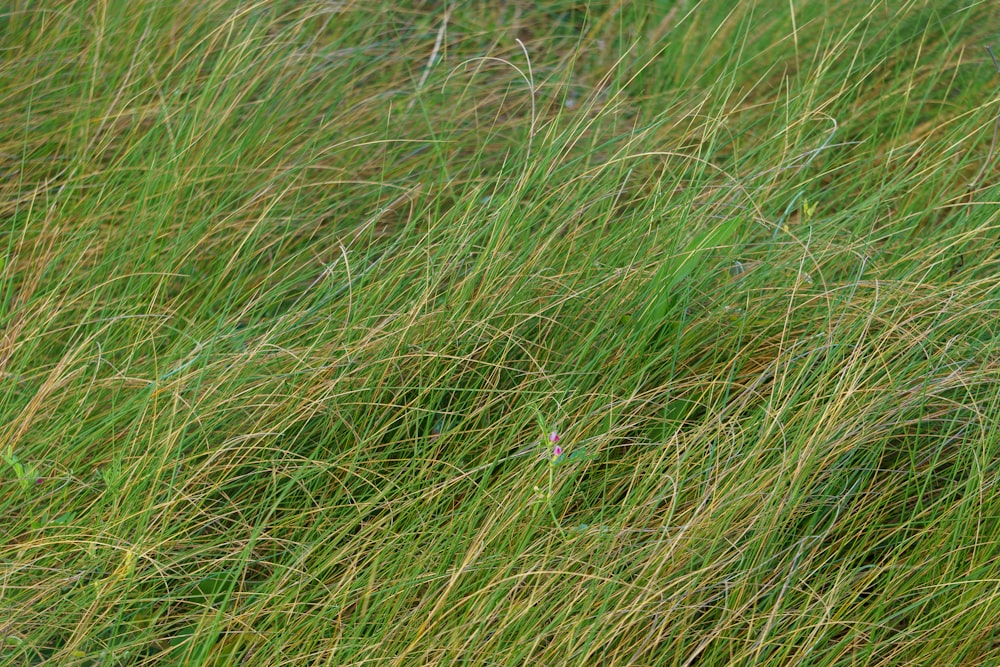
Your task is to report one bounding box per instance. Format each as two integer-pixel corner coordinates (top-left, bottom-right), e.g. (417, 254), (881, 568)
(2, 1), (1000, 665)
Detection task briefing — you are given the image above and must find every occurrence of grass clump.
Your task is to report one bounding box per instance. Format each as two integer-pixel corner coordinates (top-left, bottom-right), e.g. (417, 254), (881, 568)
(2, 1), (1000, 665)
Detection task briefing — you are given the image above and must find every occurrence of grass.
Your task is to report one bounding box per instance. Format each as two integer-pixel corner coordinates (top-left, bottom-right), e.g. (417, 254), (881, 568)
(2, 0), (1000, 664)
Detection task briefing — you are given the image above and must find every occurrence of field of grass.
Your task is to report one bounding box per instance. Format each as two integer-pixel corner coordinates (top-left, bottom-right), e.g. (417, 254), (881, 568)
(2, 1), (1000, 664)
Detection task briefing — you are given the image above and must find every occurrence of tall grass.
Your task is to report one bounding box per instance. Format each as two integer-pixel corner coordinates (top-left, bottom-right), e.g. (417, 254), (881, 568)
(2, 1), (999, 664)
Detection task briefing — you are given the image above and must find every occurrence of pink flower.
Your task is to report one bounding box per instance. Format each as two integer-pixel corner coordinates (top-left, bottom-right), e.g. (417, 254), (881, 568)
(549, 431), (560, 443)
(553, 445), (563, 458)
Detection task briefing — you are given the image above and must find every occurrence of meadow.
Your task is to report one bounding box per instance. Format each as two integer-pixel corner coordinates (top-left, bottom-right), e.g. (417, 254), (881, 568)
(2, 1), (1000, 664)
